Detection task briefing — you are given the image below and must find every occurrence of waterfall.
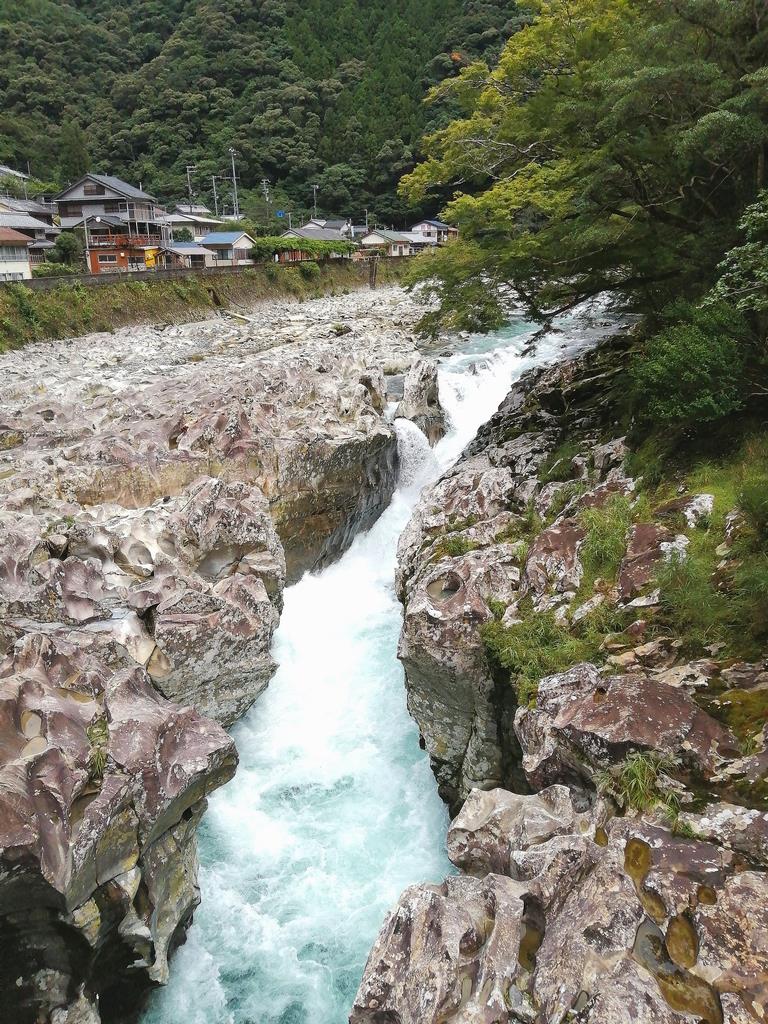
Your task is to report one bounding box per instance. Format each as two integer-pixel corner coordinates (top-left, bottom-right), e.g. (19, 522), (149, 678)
(141, 313), (603, 1024)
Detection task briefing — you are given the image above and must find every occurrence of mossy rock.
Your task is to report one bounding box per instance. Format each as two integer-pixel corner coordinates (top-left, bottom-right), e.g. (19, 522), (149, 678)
(699, 687), (768, 744)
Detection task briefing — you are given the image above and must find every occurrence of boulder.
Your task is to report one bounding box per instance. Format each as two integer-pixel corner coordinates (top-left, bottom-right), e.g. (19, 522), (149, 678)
(515, 664), (741, 793)
(0, 632), (236, 1023)
(0, 477), (284, 726)
(394, 358), (447, 446)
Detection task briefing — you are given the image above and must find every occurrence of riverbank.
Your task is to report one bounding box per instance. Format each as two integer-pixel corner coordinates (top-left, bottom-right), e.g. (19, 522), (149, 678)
(0, 258), (407, 352)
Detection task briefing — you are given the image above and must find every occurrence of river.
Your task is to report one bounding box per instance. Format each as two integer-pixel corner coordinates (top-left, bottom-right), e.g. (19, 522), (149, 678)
(141, 315), (597, 1024)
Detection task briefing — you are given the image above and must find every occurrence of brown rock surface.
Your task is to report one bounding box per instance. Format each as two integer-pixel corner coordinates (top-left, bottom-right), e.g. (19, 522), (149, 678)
(353, 796), (766, 1024)
(0, 633), (236, 1023)
(515, 663), (741, 792)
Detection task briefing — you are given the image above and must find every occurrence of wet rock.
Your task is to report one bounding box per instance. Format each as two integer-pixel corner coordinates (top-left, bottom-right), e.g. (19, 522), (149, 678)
(356, 810), (764, 1024)
(350, 872), (535, 1024)
(447, 785), (604, 877)
(394, 358), (446, 446)
(399, 545), (523, 811)
(0, 633), (236, 1023)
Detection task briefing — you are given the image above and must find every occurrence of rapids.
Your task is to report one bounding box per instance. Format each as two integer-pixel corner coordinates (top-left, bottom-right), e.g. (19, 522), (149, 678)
(142, 315), (599, 1024)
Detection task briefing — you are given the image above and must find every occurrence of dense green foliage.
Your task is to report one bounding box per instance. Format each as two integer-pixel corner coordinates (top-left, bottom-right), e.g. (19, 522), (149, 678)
(0, 0), (520, 227)
(403, 0), (768, 330)
(248, 236), (356, 260)
(630, 303), (750, 432)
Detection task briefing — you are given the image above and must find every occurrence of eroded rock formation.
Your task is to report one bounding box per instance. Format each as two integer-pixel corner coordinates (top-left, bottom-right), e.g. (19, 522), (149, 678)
(0, 633), (236, 1023)
(357, 330), (768, 1023)
(353, 788), (768, 1024)
(394, 358), (446, 446)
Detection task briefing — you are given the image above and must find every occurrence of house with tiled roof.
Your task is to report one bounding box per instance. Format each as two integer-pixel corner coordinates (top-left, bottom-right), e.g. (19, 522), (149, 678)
(410, 218), (459, 243)
(200, 231), (256, 265)
(0, 226), (32, 280)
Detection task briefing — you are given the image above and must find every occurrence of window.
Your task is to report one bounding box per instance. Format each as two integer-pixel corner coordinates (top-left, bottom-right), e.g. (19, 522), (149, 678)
(0, 245), (28, 261)
(83, 181), (106, 196)
(98, 254), (118, 263)
(103, 202), (120, 214)
(0, 271), (23, 281)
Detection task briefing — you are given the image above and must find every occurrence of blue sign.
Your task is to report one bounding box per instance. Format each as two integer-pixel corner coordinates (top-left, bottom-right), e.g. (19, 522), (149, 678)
(276, 210), (286, 218)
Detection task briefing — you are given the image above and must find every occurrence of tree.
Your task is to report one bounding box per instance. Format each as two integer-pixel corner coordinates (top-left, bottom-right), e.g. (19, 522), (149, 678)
(51, 231), (84, 267)
(402, 0), (768, 332)
(58, 120), (90, 182)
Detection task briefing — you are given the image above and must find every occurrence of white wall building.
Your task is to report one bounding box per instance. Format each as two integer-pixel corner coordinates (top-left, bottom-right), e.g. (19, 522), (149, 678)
(0, 226), (32, 280)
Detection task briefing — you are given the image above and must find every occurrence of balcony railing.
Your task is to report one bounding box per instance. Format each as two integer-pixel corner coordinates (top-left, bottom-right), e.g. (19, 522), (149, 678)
(87, 233), (163, 248)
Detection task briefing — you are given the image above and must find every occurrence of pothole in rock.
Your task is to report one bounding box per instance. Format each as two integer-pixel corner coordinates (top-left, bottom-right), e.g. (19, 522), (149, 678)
(426, 573), (462, 603)
(632, 917), (722, 1024)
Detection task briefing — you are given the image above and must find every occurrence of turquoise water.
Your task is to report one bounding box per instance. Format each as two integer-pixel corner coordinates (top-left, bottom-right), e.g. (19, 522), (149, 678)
(141, 316), (598, 1024)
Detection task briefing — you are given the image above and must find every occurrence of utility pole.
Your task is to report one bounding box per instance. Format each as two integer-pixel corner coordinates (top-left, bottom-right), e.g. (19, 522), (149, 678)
(311, 183), (319, 219)
(261, 178), (272, 230)
(211, 175), (219, 217)
(288, 211), (292, 230)
(185, 164), (196, 211)
(229, 148), (240, 219)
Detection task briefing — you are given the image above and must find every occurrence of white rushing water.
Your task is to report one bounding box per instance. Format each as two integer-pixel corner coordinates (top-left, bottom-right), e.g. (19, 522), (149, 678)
(142, 315), (601, 1024)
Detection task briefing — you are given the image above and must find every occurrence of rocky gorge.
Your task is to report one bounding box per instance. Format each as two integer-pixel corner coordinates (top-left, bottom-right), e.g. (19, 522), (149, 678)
(353, 330), (768, 1023)
(0, 286), (446, 1023)
(1, 282), (766, 1024)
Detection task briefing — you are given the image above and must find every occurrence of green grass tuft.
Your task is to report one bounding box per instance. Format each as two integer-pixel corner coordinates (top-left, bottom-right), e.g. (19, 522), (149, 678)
(595, 750), (681, 815)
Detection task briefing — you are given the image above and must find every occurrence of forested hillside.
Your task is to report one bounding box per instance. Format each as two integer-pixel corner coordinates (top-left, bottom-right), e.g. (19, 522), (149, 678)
(0, 0), (522, 224)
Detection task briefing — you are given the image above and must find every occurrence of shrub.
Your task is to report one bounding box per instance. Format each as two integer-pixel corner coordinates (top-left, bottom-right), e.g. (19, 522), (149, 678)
(432, 535), (478, 560)
(539, 440), (582, 483)
(32, 261), (77, 278)
(630, 302), (749, 432)
(656, 551), (731, 650)
(298, 259), (320, 280)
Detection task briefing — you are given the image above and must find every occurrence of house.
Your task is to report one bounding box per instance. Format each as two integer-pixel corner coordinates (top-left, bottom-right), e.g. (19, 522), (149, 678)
(0, 164), (30, 183)
(304, 217), (367, 238)
(155, 242), (216, 270)
(54, 173), (168, 241)
(72, 213), (153, 273)
(156, 205), (224, 242)
(0, 227), (32, 280)
(0, 197), (61, 264)
(281, 226), (351, 244)
(359, 230), (414, 257)
(410, 218), (459, 243)
(200, 231), (256, 266)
